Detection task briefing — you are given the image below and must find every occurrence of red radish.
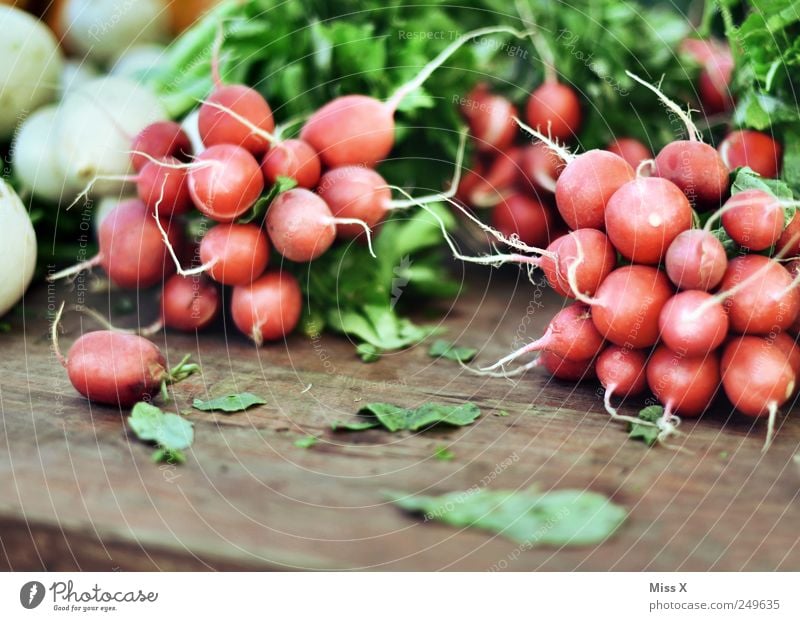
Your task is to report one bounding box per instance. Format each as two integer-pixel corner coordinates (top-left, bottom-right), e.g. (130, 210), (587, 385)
(456, 161), (488, 204)
(136, 156), (192, 216)
(130, 121), (192, 172)
(718, 254), (800, 334)
(773, 332), (800, 377)
(553, 149), (635, 230)
(777, 212), (800, 257)
(260, 139), (321, 189)
(605, 177), (692, 264)
(466, 147), (522, 207)
(540, 350), (597, 381)
(50, 199), (183, 288)
(718, 189), (783, 250)
(539, 229), (617, 300)
(188, 144), (264, 222)
(596, 346), (649, 422)
(590, 265), (674, 348)
(721, 336), (795, 450)
(317, 166), (392, 237)
(606, 138), (652, 169)
(658, 290), (728, 355)
(491, 194), (554, 249)
(52, 305), (197, 407)
(482, 302), (604, 371)
(518, 142), (563, 197)
(698, 49), (734, 114)
(461, 85), (517, 153)
(300, 26), (524, 168)
(231, 270), (302, 345)
(664, 229), (727, 291)
(526, 81), (581, 141)
(718, 130), (783, 178)
(198, 84), (275, 155)
(680, 37), (727, 64)
(158, 274), (220, 332)
(647, 346), (720, 417)
(199, 223), (269, 286)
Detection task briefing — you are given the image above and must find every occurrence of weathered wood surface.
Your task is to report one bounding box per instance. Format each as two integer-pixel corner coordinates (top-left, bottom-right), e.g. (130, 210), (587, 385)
(1, 271), (799, 571)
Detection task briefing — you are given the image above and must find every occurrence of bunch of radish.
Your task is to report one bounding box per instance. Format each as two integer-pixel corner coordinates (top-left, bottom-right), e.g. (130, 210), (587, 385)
(450, 70), (794, 451)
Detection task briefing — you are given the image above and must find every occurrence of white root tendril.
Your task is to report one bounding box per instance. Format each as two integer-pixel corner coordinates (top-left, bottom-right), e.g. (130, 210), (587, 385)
(198, 98), (278, 144)
(127, 150), (213, 170)
(481, 340), (541, 372)
(636, 158), (656, 177)
(458, 356), (541, 379)
(655, 408), (691, 453)
(513, 116), (575, 162)
(603, 386), (657, 426)
(51, 301), (67, 368)
(564, 233), (601, 306)
(47, 255), (102, 282)
(330, 218), (376, 258)
(625, 71), (702, 142)
(67, 173), (137, 211)
(763, 402), (779, 453)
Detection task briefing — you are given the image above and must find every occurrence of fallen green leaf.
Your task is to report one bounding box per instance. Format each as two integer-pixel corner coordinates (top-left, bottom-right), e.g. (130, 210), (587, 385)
(359, 402), (480, 432)
(387, 487), (627, 546)
(433, 446), (455, 461)
(331, 420), (382, 432)
(294, 436), (319, 449)
(128, 402), (194, 463)
(192, 392), (267, 413)
(428, 339), (478, 363)
(628, 405), (663, 447)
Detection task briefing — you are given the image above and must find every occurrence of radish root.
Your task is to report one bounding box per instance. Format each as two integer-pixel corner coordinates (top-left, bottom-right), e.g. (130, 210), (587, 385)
(513, 116), (575, 162)
(51, 301), (67, 368)
(47, 254), (102, 282)
(625, 71), (702, 142)
(603, 386), (656, 426)
(197, 98), (278, 144)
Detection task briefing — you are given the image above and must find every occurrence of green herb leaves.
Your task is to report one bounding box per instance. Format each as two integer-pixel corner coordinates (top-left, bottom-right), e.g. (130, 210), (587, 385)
(128, 402), (194, 463)
(192, 392), (267, 413)
(334, 402), (480, 433)
(629, 405), (663, 447)
(428, 339), (478, 363)
(388, 487), (626, 546)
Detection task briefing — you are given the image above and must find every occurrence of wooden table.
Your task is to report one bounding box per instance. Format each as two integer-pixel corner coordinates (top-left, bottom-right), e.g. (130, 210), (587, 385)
(1, 269), (799, 571)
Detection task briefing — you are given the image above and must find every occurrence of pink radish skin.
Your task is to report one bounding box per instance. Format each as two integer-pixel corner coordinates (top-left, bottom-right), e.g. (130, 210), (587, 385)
(539, 229), (617, 299)
(301, 95), (394, 168)
(596, 346), (648, 396)
(462, 86), (518, 154)
(773, 332), (800, 378)
(468, 147), (522, 206)
(541, 350), (597, 381)
(131, 121), (192, 172)
(720, 189), (784, 251)
(722, 336), (795, 417)
(647, 346), (720, 417)
(659, 290), (729, 355)
(317, 167), (391, 238)
(198, 84), (275, 156)
(591, 265), (674, 348)
(136, 156), (192, 217)
(260, 139), (321, 189)
(606, 138), (652, 169)
(199, 223), (269, 286)
(525, 82), (582, 142)
(719, 255), (800, 335)
(605, 177), (692, 264)
(266, 189), (337, 261)
(231, 270), (302, 345)
(654, 140), (730, 209)
(491, 194), (554, 249)
(698, 50), (734, 114)
(555, 150), (635, 230)
(188, 144), (264, 222)
(160, 274), (220, 332)
(63, 331), (170, 406)
(665, 229), (728, 291)
(719, 130), (783, 179)
(777, 213), (800, 257)
(518, 142), (563, 197)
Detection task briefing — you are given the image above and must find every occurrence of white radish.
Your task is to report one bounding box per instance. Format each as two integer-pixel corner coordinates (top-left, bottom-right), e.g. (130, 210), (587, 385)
(0, 180), (37, 317)
(0, 6), (63, 140)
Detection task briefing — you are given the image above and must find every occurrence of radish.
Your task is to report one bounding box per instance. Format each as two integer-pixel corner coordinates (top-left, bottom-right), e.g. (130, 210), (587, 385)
(716, 189), (784, 251)
(605, 177), (692, 264)
(606, 138), (652, 169)
(198, 84), (275, 156)
(718, 130), (782, 179)
(518, 142), (563, 197)
(130, 121), (192, 172)
(526, 81), (582, 142)
(626, 72), (730, 209)
(466, 147), (522, 207)
(461, 85), (518, 153)
(157, 274), (220, 333)
(317, 167), (393, 238)
(541, 350), (597, 381)
(198, 223), (269, 286)
(0, 6), (63, 140)
(482, 303), (604, 371)
(658, 290), (729, 355)
(187, 144), (264, 222)
(490, 194), (554, 249)
(590, 265), (674, 348)
(717, 255), (800, 335)
(0, 180), (37, 317)
(777, 213), (800, 257)
(773, 332), (800, 378)
(539, 229), (617, 300)
(49, 199), (183, 289)
(261, 139), (322, 189)
(722, 336), (795, 451)
(52, 309), (196, 407)
(300, 26), (526, 168)
(698, 48), (734, 115)
(596, 346), (649, 423)
(664, 229), (727, 291)
(12, 106), (72, 202)
(647, 345), (720, 417)
(231, 270), (303, 345)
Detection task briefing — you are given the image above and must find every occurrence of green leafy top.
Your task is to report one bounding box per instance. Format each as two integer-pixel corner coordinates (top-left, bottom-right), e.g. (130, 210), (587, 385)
(388, 486), (627, 546)
(128, 402), (194, 463)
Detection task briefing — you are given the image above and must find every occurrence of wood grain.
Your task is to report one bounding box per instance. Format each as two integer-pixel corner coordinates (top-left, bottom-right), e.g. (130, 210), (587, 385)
(1, 269), (799, 571)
